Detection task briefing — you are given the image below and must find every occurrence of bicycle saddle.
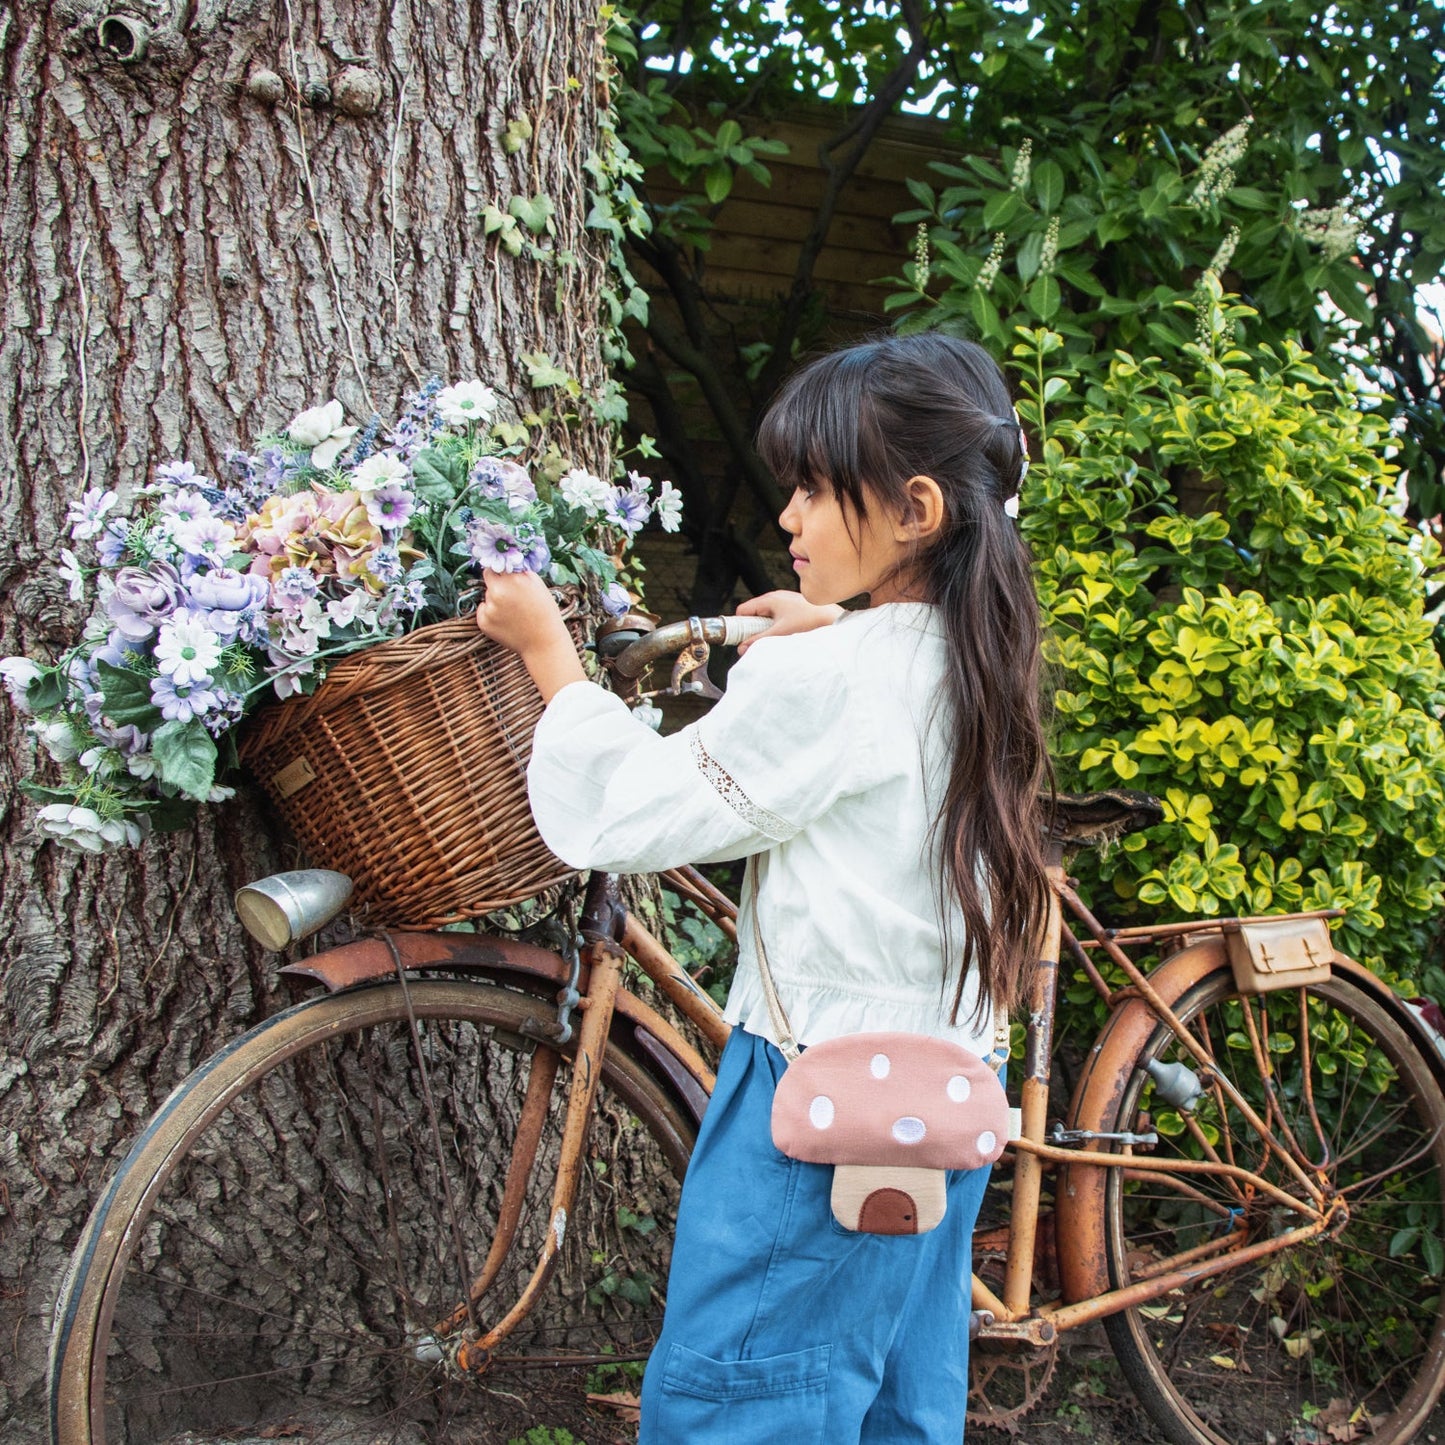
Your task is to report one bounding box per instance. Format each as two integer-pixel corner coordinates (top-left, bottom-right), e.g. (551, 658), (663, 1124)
(1045, 788), (1164, 845)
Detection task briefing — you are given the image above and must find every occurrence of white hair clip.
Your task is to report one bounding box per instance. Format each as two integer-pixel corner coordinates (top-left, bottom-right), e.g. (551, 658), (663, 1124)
(1003, 494), (1020, 517)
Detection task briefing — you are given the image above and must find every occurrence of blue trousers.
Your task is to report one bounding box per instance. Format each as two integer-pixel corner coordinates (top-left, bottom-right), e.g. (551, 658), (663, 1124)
(639, 1029), (991, 1444)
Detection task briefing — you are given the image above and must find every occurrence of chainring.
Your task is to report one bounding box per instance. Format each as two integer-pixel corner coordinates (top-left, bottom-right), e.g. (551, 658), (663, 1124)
(967, 1250), (1060, 1433)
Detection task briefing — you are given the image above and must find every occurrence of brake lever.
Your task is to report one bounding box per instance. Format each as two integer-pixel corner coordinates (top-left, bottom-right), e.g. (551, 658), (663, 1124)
(669, 637), (723, 701)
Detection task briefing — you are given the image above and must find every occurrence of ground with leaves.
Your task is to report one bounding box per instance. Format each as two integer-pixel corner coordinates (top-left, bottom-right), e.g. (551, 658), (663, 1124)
(488, 1337), (1445, 1445)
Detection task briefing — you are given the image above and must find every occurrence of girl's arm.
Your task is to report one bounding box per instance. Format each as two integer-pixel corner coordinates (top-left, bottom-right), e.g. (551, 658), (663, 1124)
(474, 570), (586, 702)
(734, 590), (842, 654)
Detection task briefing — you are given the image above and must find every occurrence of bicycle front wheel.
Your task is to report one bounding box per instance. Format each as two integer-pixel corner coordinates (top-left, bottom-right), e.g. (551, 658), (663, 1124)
(1102, 969), (1445, 1445)
(50, 978), (695, 1445)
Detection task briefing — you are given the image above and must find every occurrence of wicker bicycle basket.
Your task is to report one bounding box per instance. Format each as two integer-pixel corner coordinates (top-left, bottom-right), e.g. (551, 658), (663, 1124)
(238, 609), (585, 927)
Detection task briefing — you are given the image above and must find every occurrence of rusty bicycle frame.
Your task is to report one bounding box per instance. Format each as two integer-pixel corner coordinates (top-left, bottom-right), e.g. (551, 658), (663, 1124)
(283, 834), (1404, 1372)
(273, 609), (1445, 1374)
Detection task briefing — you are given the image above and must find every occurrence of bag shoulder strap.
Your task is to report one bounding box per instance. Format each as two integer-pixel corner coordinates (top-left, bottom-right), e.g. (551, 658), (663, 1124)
(747, 858), (802, 1062)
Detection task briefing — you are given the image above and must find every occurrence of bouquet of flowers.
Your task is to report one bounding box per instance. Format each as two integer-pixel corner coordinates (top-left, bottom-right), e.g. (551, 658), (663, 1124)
(2, 379), (680, 853)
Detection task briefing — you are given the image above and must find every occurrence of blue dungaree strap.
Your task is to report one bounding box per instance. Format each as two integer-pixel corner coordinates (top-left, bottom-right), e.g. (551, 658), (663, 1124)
(639, 1029), (991, 1444)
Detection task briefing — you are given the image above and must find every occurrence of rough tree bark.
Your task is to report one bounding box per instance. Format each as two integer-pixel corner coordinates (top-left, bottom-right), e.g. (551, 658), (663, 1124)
(0, 1), (614, 1431)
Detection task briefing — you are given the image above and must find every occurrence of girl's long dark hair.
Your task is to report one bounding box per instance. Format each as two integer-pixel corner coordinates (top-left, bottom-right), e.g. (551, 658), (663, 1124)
(756, 333), (1053, 1021)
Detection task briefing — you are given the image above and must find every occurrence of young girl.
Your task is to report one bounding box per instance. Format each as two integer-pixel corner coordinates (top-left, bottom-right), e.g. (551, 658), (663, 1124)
(476, 332), (1052, 1443)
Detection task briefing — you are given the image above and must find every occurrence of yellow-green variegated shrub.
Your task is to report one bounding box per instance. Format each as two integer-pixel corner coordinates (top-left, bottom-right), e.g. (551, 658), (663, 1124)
(1017, 295), (1445, 983)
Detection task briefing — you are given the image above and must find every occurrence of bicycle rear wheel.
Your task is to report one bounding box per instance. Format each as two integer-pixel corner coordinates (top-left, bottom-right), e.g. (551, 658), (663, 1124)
(50, 978), (695, 1445)
(1101, 969), (1445, 1444)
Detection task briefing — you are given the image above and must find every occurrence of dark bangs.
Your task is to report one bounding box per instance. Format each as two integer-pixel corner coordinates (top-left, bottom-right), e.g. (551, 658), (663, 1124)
(754, 342), (895, 518)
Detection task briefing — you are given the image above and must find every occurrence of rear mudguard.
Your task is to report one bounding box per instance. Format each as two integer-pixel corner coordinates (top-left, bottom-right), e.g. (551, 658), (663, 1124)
(279, 932), (715, 1130)
(1054, 938), (1445, 1305)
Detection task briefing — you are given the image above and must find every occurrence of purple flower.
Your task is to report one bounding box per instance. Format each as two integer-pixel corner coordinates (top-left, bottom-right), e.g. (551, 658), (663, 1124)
(174, 515), (237, 569)
(400, 579), (429, 610)
(81, 689), (149, 753)
(155, 460), (207, 489)
(365, 484), (415, 532)
(520, 529), (551, 573)
(601, 583), (631, 617)
(150, 673), (222, 723)
(470, 458), (537, 513)
(107, 562), (186, 641)
(605, 486), (650, 538)
(96, 519), (131, 567)
(202, 692), (246, 737)
(91, 629), (149, 671)
(160, 489), (213, 529)
(467, 518), (530, 573)
(66, 487), (118, 542)
(187, 567), (268, 613)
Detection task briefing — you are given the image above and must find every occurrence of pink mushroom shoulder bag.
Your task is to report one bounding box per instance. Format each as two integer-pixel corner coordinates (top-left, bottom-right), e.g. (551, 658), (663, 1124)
(751, 904), (1009, 1237)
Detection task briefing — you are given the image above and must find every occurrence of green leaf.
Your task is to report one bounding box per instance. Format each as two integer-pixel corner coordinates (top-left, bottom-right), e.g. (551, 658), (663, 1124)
(18, 780), (77, 804)
(1425, 1231), (1445, 1279)
(520, 351), (573, 389)
(983, 190), (1025, 230)
(151, 719), (218, 802)
(1027, 275), (1061, 321)
(703, 163), (732, 205)
(507, 193), (555, 235)
(148, 795), (199, 832)
(1034, 160), (1064, 216)
(95, 661), (164, 729)
(25, 669), (66, 711)
(411, 449), (466, 506)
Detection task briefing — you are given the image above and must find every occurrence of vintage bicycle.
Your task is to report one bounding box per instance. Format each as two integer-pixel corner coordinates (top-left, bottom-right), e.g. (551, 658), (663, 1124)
(49, 614), (1445, 1445)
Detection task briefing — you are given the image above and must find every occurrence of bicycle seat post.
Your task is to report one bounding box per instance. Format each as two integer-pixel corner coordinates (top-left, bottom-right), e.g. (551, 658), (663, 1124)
(1002, 843), (1067, 1316)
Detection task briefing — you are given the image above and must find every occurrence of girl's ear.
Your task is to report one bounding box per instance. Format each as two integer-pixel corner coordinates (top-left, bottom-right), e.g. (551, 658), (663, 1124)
(892, 474), (947, 543)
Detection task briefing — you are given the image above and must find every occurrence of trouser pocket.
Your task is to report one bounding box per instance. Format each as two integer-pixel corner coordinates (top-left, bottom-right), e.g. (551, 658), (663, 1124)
(653, 1340), (831, 1443)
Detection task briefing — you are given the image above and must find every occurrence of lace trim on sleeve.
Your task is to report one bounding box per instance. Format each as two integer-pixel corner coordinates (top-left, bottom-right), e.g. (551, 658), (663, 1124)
(689, 732), (795, 841)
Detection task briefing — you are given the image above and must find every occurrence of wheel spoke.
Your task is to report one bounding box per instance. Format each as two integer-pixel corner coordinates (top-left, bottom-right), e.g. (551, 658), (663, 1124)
(1103, 972), (1445, 1445)
(51, 981), (692, 1444)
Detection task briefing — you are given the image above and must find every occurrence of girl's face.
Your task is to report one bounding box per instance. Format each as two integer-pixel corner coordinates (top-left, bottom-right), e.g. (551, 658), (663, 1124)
(778, 481), (912, 606)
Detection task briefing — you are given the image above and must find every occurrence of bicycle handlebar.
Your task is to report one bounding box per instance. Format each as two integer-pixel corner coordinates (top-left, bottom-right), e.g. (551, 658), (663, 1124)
(605, 615), (774, 679)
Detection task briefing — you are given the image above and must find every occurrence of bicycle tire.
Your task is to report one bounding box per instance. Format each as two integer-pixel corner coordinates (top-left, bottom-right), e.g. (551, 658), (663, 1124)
(1100, 967), (1445, 1445)
(50, 977), (696, 1445)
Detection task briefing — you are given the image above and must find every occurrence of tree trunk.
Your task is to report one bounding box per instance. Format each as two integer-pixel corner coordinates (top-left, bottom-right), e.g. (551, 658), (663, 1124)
(0, 1), (613, 1430)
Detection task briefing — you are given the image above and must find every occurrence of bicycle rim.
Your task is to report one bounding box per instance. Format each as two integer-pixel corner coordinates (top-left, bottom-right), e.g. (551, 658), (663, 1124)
(1102, 970), (1445, 1445)
(50, 979), (694, 1445)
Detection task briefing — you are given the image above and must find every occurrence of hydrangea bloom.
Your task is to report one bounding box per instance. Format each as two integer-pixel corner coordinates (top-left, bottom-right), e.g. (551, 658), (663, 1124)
(5, 377), (680, 854)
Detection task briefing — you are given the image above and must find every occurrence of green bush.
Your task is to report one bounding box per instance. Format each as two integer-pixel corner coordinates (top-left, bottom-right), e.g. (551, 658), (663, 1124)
(1015, 288), (1445, 983)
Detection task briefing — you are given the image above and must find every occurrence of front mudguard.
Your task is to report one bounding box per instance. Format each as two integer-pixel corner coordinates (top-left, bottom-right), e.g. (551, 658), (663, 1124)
(278, 931), (716, 1131)
(1053, 938), (1445, 1305)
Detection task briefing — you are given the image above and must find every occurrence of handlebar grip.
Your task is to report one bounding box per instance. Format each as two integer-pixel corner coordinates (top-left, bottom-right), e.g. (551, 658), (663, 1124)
(611, 614), (772, 678)
(721, 615), (775, 647)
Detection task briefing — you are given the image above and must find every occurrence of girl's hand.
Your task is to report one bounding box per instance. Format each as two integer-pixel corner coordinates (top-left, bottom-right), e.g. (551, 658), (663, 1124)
(734, 591), (844, 654)
(474, 570), (586, 702)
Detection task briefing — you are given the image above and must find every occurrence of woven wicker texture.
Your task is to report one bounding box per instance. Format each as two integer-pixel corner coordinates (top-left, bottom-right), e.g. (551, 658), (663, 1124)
(239, 613), (581, 926)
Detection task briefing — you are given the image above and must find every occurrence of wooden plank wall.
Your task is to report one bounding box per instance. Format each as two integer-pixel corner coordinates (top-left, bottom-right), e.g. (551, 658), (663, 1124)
(628, 106), (954, 621)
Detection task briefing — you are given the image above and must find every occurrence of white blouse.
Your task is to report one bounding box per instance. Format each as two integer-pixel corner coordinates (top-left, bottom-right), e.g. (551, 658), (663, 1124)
(526, 602), (996, 1058)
